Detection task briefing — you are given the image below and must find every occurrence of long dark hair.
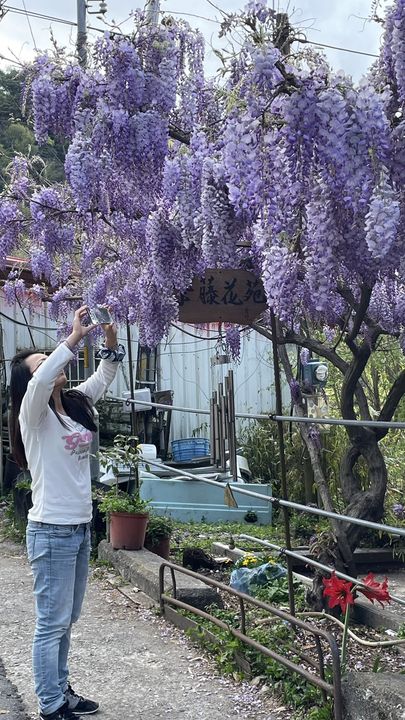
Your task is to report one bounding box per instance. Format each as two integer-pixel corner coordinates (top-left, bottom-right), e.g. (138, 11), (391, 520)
(10, 348), (97, 470)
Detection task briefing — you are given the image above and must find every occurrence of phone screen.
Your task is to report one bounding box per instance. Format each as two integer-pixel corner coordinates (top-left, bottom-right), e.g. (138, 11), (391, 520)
(89, 306), (112, 325)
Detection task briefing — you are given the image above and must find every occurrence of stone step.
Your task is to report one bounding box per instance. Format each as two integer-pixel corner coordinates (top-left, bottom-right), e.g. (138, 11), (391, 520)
(98, 540), (222, 610)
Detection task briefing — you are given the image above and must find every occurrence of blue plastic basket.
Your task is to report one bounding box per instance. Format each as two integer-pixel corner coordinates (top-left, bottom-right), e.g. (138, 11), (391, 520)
(171, 438), (210, 462)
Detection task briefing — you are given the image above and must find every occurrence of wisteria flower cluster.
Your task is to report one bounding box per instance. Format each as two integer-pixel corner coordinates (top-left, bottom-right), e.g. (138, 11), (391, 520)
(0, 0), (403, 352)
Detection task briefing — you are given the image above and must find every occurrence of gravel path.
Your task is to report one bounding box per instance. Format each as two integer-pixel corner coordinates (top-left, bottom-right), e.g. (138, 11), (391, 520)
(0, 539), (284, 720)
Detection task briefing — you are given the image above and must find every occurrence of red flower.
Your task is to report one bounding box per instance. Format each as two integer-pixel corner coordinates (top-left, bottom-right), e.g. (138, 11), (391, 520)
(322, 572), (355, 614)
(357, 572), (391, 607)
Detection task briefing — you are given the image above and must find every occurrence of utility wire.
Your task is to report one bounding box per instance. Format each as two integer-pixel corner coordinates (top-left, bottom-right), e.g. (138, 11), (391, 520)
(0, 310), (58, 343)
(3, 4), (105, 33)
(162, 10), (220, 24)
(22, 0), (38, 51)
(3, 4), (380, 60)
(295, 37), (378, 59)
(21, 0), (37, 51)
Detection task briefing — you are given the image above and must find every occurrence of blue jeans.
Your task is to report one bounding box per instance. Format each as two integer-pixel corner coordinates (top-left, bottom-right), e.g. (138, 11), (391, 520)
(26, 520), (91, 715)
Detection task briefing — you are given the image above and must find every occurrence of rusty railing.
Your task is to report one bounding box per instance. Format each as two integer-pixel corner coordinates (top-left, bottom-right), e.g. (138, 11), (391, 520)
(158, 561), (343, 720)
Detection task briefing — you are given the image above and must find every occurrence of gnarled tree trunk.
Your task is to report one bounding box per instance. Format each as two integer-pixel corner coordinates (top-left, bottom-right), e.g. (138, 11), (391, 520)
(255, 322), (405, 610)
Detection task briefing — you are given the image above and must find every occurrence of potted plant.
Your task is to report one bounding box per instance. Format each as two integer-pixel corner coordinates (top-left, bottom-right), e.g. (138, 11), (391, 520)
(144, 513), (174, 560)
(99, 434), (150, 550)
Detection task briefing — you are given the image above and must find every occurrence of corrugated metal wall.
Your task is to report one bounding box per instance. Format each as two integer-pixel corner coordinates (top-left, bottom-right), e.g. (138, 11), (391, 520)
(1, 299), (283, 443)
(158, 324), (279, 440)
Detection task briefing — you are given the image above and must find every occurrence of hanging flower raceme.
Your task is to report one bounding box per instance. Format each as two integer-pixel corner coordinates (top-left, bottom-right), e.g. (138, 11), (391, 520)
(31, 57), (83, 144)
(289, 379), (301, 404)
(30, 187), (75, 258)
(391, 0), (405, 105)
(225, 325), (241, 362)
(201, 158), (245, 268)
(365, 176), (400, 260)
(8, 156), (33, 199)
(222, 112), (263, 223)
(0, 199), (24, 267)
(2, 276), (27, 305)
(300, 348), (310, 365)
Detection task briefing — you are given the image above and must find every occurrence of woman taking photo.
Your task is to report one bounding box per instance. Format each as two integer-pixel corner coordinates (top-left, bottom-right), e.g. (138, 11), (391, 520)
(9, 306), (123, 720)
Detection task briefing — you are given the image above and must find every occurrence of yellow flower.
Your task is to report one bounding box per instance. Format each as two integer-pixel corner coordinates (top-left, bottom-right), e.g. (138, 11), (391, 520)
(241, 553), (259, 567)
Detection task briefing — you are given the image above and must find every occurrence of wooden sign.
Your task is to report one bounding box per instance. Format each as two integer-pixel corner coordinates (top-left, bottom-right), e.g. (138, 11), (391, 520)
(178, 269), (267, 324)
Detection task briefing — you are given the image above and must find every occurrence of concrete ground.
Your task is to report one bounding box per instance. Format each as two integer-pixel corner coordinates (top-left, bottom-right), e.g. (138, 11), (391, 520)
(0, 538), (283, 720)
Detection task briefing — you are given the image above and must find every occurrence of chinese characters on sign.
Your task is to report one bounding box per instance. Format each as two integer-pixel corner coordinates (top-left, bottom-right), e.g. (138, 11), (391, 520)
(178, 269), (267, 323)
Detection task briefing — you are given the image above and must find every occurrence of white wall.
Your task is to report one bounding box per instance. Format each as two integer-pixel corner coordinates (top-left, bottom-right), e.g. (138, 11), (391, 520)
(159, 324), (279, 440)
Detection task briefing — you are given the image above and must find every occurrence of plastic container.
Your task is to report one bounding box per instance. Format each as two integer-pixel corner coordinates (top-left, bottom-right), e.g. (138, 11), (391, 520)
(122, 389), (152, 412)
(171, 438), (210, 462)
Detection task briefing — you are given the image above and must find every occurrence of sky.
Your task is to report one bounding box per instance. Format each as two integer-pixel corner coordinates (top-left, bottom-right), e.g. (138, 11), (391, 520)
(0, 0), (386, 80)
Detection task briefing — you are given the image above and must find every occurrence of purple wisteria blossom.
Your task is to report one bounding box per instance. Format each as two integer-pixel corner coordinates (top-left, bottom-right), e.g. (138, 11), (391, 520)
(393, 503), (405, 519)
(392, 0), (405, 103)
(289, 379), (301, 403)
(0, 0), (402, 353)
(225, 325), (241, 362)
(3, 277), (27, 304)
(244, 0), (274, 23)
(0, 199), (23, 267)
(365, 178), (401, 259)
(300, 348), (310, 366)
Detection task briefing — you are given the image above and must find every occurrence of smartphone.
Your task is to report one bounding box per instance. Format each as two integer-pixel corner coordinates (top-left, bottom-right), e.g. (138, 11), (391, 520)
(88, 306), (113, 325)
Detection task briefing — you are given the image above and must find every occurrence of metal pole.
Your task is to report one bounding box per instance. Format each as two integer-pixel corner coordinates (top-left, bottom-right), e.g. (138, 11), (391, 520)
(77, 0), (87, 67)
(126, 323), (137, 438)
(146, 0), (160, 24)
(270, 309), (295, 615)
(126, 322), (138, 494)
(0, 366), (2, 496)
(118, 396), (405, 431)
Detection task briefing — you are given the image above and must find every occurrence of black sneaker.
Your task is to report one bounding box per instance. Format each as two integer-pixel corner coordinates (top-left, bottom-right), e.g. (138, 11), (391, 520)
(40, 701), (80, 720)
(65, 685), (99, 716)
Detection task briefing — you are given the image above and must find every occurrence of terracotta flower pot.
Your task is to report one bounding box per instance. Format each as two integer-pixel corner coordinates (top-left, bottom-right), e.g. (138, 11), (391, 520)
(144, 535), (171, 560)
(109, 511), (149, 550)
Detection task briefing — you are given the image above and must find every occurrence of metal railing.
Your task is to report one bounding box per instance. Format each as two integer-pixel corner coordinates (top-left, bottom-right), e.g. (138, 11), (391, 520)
(159, 561), (343, 720)
(139, 456), (405, 607)
(120, 395), (405, 429)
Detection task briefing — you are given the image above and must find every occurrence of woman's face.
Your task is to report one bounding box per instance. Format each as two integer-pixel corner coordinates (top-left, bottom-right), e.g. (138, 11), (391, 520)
(25, 353), (67, 388)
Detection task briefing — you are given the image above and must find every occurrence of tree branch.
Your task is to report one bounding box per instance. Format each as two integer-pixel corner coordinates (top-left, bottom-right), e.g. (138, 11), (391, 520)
(345, 282), (373, 344)
(252, 322), (372, 419)
(277, 342), (356, 573)
(374, 369), (405, 441)
(252, 322), (348, 371)
(168, 124), (190, 145)
(340, 337), (379, 446)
